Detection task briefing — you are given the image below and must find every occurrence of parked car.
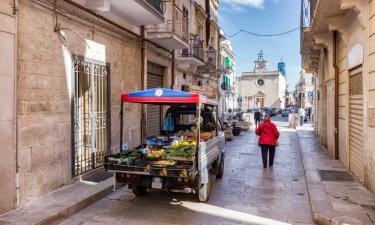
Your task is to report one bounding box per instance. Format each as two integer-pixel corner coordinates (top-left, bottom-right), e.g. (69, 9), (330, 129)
(247, 108), (259, 113)
(270, 108), (279, 116)
(261, 107), (271, 115)
(282, 109), (291, 117)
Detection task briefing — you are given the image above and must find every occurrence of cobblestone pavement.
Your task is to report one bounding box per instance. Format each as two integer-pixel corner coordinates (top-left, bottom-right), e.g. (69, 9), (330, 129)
(60, 116), (314, 225)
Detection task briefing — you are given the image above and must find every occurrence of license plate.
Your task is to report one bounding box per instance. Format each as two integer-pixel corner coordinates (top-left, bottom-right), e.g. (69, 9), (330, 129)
(152, 177), (162, 189)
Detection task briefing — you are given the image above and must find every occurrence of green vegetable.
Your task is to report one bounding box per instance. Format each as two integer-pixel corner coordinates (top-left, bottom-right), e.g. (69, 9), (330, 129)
(166, 145), (195, 158)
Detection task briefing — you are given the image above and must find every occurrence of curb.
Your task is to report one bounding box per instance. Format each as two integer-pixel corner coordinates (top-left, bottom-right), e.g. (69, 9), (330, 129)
(295, 130), (366, 225)
(0, 176), (114, 225)
(37, 185), (113, 225)
(295, 129), (317, 224)
(295, 130), (333, 225)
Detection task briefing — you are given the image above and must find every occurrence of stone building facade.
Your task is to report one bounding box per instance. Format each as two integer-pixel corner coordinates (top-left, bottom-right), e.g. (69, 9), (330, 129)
(174, 0), (220, 98)
(237, 51), (287, 110)
(301, 0), (375, 192)
(295, 70), (314, 108)
(0, 0), (221, 213)
(219, 33), (236, 120)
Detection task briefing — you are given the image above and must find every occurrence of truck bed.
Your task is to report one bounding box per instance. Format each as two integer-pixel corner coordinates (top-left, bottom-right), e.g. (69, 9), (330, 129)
(104, 154), (196, 178)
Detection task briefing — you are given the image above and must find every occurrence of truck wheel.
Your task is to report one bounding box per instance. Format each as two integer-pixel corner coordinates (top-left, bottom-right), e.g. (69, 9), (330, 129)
(197, 178), (211, 202)
(216, 158), (224, 179)
(132, 185), (147, 196)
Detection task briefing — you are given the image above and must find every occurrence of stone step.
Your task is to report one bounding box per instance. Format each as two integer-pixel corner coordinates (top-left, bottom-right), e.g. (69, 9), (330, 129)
(0, 173), (113, 225)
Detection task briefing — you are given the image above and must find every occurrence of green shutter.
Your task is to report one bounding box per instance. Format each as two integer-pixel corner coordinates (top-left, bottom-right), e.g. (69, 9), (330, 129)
(225, 56), (232, 69)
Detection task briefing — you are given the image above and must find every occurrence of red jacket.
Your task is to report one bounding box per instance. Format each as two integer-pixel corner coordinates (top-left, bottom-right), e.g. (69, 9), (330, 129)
(255, 120), (280, 146)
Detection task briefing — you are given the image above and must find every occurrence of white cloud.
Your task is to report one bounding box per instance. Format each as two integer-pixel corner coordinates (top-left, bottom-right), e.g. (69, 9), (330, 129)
(221, 0), (265, 9)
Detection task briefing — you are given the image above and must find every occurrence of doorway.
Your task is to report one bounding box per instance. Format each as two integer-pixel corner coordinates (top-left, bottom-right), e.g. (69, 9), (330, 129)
(146, 62), (165, 137)
(255, 97), (265, 108)
(72, 57), (110, 176)
(348, 66), (364, 182)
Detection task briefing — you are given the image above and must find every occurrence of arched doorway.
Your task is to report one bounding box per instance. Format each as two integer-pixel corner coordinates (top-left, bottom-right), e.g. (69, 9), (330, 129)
(254, 91), (265, 108)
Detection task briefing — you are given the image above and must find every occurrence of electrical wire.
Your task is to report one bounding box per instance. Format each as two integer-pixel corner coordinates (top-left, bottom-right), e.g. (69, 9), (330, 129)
(220, 7), (300, 38)
(226, 27), (300, 38)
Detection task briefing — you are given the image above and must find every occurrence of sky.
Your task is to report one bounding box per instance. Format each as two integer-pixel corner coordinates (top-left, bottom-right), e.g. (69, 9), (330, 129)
(219, 0), (302, 90)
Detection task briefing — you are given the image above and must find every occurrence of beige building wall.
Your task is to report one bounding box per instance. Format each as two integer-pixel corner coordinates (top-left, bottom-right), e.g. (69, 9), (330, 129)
(303, 0), (375, 191)
(238, 74), (283, 109)
(15, 0), (150, 205)
(337, 34), (349, 168)
(366, 0), (375, 191)
(0, 0), (16, 213)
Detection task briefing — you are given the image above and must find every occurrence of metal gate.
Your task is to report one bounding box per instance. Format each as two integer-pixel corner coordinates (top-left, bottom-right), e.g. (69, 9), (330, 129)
(72, 57), (110, 176)
(349, 67), (364, 182)
(146, 62), (164, 137)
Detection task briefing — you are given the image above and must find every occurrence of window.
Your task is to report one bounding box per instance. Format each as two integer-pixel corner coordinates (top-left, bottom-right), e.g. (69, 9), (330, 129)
(256, 79), (265, 86)
(349, 67), (363, 96)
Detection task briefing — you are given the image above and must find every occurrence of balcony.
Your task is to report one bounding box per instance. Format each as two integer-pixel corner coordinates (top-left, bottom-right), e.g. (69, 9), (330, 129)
(82, 0), (164, 26)
(207, 45), (217, 69)
(190, 85), (218, 99)
(145, 1), (190, 50)
(176, 36), (205, 72)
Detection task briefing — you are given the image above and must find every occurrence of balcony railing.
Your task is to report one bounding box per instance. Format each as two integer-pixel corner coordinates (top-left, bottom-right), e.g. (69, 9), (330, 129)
(145, 0), (164, 15)
(301, 0), (317, 30)
(146, 2), (189, 42)
(207, 45), (217, 68)
(181, 36), (204, 62)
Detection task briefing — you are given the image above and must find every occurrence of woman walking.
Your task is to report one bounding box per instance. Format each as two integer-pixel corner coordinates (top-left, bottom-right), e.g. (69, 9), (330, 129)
(255, 114), (280, 168)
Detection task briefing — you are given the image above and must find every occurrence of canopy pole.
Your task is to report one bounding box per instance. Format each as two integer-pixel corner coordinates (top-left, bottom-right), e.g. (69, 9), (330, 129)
(120, 101), (124, 152)
(196, 103), (201, 146)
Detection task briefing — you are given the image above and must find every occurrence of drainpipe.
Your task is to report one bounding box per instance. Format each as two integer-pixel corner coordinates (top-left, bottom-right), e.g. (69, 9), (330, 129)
(170, 0), (175, 90)
(141, 25), (146, 144)
(205, 0), (210, 47)
(171, 51), (175, 89)
(12, 0), (20, 208)
(333, 30), (339, 160)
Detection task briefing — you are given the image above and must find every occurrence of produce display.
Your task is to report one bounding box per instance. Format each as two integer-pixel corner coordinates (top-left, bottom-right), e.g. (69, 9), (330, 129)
(146, 149), (165, 159)
(107, 151), (139, 166)
(106, 135), (197, 177)
(166, 139), (196, 160)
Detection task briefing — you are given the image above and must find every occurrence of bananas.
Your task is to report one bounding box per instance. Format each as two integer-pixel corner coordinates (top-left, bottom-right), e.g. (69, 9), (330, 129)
(173, 140), (196, 147)
(147, 149), (165, 159)
(159, 168), (168, 176)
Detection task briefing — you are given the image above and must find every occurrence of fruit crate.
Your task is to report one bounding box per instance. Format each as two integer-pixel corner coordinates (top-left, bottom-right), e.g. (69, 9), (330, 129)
(105, 155), (196, 178)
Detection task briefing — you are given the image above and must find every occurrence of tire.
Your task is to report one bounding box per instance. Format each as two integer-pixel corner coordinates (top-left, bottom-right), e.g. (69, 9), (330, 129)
(132, 185), (147, 196)
(197, 178), (211, 202)
(216, 157), (224, 179)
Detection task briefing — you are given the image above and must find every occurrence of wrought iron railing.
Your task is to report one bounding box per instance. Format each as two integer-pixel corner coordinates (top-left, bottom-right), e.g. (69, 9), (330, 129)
(181, 36), (204, 62)
(207, 45), (217, 68)
(301, 0), (317, 30)
(300, 0), (317, 51)
(145, 0), (164, 15)
(146, 1), (189, 42)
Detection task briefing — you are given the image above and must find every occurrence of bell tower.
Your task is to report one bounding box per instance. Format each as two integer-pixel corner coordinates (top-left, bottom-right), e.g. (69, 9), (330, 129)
(254, 50), (268, 73)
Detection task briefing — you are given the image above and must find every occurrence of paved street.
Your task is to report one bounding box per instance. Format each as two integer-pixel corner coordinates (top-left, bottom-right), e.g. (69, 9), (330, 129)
(60, 116), (313, 225)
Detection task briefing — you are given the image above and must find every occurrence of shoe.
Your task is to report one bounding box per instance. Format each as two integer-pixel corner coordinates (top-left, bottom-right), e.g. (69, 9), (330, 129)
(263, 165), (267, 168)
(269, 164), (273, 167)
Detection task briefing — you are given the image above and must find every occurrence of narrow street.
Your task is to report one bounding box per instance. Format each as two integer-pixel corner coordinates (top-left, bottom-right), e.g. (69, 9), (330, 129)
(60, 116), (313, 225)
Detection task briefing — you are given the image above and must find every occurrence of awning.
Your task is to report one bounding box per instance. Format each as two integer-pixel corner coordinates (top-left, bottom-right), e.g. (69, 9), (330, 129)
(121, 88), (218, 105)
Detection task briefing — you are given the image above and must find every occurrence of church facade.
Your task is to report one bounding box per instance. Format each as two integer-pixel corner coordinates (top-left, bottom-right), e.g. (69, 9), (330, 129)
(237, 51), (287, 109)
